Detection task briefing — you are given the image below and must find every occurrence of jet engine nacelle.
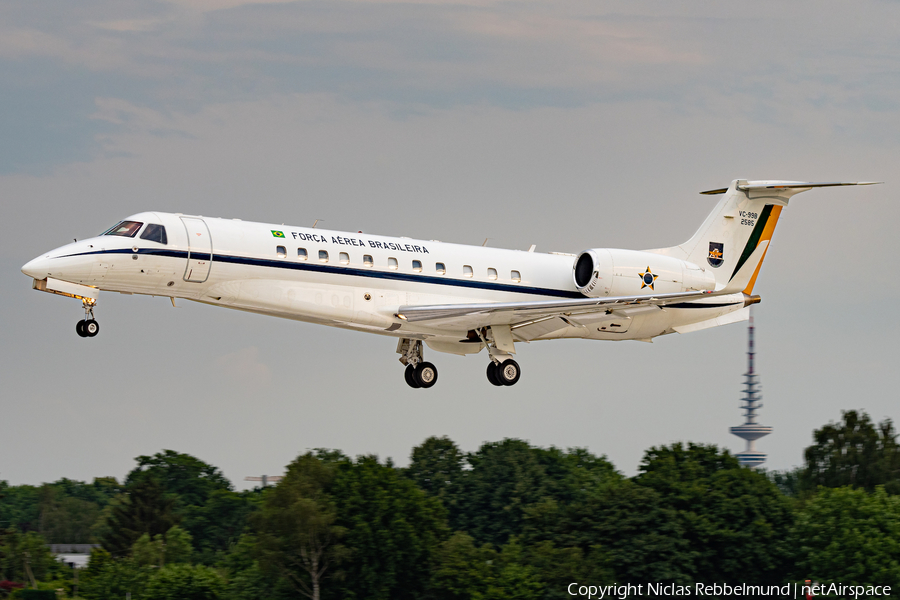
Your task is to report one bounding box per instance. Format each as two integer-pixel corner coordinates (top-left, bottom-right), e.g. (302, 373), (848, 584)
(573, 248), (716, 297)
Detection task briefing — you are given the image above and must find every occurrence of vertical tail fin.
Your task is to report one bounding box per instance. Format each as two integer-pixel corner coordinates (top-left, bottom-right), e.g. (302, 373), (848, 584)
(647, 180), (878, 294)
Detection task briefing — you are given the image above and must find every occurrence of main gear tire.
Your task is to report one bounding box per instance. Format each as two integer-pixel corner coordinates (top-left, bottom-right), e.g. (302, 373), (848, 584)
(496, 359), (521, 386)
(405, 365), (421, 388)
(486, 362), (503, 386)
(415, 362), (438, 388)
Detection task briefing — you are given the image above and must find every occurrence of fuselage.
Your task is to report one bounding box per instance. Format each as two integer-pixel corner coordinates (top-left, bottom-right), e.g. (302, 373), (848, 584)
(21, 211), (745, 353)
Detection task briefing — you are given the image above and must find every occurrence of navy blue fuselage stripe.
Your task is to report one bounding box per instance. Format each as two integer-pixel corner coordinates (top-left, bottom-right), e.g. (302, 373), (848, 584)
(55, 248), (732, 306)
(57, 248), (585, 299)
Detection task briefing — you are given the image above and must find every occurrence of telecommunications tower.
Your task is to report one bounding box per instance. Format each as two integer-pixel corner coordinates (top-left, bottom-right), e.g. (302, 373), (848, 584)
(730, 311), (772, 468)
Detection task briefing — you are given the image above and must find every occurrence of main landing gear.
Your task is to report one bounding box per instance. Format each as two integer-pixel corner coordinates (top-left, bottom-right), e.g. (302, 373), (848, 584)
(396, 328), (522, 389)
(476, 327), (521, 387)
(76, 300), (100, 338)
(398, 338), (438, 389)
(486, 359), (521, 386)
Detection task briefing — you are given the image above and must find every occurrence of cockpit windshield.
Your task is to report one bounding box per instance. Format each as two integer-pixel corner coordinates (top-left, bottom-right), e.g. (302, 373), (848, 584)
(102, 221), (143, 238)
(140, 224), (168, 245)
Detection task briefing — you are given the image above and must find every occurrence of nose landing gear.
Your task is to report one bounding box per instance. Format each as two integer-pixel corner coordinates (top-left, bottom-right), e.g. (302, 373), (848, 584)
(76, 300), (100, 338)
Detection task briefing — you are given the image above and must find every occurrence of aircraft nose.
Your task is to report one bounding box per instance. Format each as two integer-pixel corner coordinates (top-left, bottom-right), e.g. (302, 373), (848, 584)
(22, 255), (52, 279)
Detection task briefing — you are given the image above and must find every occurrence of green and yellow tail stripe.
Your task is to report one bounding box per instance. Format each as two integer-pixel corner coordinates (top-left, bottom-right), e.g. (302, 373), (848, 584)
(729, 204), (783, 294)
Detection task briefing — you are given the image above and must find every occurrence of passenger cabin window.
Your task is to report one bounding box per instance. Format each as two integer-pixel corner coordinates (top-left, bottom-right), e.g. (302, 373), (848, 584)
(463, 265), (473, 278)
(298, 248), (308, 260)
(511, 270), (521, 283)
(276, 246), (287, 258)
(412, 260), (422, 272)
(339, 252), (350, 265)
(388, 257), (398, 270)
(102, 221), (143, 238)
(363, 254), (374, 267)
(140, 224), (168, 245)
(435, 262), (446, 275)
(487, 268), (498, 280)
(319, 250), (329, 263)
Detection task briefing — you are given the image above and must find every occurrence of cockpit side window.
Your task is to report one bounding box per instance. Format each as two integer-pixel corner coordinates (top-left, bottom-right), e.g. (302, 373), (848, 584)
(102, 221), (143, 238)
(140, 224), (168, 245)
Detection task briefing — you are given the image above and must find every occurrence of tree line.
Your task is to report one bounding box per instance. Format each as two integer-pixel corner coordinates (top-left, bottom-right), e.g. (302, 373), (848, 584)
(1, 409), (899, 599)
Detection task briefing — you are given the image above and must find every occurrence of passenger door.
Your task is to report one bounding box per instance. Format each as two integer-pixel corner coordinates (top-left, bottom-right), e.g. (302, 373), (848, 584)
(181, 217), (213, 283)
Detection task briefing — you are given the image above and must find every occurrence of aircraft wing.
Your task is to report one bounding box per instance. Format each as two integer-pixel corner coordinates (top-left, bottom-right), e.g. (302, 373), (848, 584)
(395, 289), (735, 337)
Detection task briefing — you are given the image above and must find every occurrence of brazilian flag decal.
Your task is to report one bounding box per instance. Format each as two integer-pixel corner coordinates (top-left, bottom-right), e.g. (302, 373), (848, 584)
(272, 230), (285, 238)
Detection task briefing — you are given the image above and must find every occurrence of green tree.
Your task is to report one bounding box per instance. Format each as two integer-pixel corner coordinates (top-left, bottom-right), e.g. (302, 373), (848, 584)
(165, 525), (194, 564)
(79, 558), (151, 600)
(37, 487), (101, 544)
(330, 455), (448, 600)
(183, 489), (257, 564)
(219, 534), (279, 600)
(0, 530), (54, 584)
(802, 410), (900, 494)
(791, 486), (900, 587)
(132, 526), (193, 567)
(100, 478), (179, 557)
(132, 532), (165, 567)
(46, 478), (121, 507)
(430, 533), (545, 600)
(256, 453), (346, 600)
(143, 563), (226, 600)
(454, 439), (619, 546)
(0, 484), (41, 533)
(430, 531), (493, 599)
(524, 480), (687, 585)
(485, 539), (544, 600)
(126, 450), (231, 507)
(633, 443), (795, 584)
(126, 451), (248, 559)
(407, 436), (465, 514)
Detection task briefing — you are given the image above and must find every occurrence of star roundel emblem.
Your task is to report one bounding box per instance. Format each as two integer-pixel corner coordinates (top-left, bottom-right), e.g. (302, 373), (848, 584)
(639, 266), (659, 290)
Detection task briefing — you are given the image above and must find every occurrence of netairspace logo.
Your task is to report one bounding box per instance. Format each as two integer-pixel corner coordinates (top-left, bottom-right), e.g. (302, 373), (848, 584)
(566, 582), (893, 599)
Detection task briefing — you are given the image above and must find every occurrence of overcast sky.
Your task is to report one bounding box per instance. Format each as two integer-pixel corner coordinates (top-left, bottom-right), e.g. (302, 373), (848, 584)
(2, 0), (898, 488)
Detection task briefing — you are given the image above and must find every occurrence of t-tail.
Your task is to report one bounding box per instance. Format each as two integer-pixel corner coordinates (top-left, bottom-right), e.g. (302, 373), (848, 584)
(648, 179), (880, 294)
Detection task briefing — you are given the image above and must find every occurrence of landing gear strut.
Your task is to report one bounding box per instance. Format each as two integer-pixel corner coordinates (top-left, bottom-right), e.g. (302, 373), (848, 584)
(76, 300), (99, 338)
(398, 338), (438, 389)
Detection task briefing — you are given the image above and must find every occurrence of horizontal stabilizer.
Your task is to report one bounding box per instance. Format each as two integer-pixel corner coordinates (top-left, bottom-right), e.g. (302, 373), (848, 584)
(701, 181), (881, 195)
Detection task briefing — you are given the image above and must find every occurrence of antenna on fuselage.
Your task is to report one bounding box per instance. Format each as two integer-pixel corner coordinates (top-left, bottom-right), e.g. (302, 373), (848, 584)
(312, 219), (322, 228)
(482, 238), (490, 247)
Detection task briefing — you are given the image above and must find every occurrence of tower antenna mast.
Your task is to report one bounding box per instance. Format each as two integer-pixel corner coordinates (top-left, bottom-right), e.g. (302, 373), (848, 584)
(730, 310), (772, 468)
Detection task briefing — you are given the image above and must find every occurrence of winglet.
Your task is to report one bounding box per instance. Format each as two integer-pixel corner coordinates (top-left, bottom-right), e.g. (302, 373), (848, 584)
(716, 240), (769, 294)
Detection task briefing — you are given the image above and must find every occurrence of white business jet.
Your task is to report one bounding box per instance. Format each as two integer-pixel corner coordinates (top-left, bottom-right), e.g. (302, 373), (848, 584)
(22, 179), (876, 388)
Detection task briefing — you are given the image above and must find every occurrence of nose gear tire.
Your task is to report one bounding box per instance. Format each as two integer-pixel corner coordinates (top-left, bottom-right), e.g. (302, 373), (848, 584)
(84, 319), (100, 337)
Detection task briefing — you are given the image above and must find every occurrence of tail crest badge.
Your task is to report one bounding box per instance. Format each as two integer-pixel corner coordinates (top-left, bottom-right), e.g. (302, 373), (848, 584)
(707, 242), (724, 268)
